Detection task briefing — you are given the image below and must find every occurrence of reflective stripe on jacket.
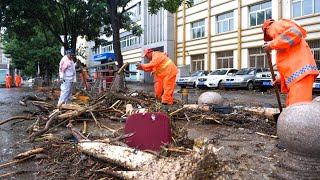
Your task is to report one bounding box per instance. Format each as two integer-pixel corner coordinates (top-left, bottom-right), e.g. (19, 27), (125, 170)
(267, 19), (319, 91)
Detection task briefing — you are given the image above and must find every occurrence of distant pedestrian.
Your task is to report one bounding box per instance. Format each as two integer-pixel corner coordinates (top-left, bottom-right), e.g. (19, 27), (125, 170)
(5, 74), (12, 88)
(262, 19), (319, 106)
(57, 49), (77, 106)
(15, 73), (21, 87)
(137, 48), (179, 111)
(93, 68), (98, 82)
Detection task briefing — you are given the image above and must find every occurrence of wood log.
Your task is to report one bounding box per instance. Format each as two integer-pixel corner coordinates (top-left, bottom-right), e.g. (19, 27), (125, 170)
(14, 148), (45, 159)
(57, 107), (87, 119)
(78, 141), (157, 170)
(183, 104), (210, 111)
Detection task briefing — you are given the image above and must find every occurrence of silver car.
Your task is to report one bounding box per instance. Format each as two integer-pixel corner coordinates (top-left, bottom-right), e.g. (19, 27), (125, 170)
(176, 70), (210, 88)
(220, 67), (269, 90)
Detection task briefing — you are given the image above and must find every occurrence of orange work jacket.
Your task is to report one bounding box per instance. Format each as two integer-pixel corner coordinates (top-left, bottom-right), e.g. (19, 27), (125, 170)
(267, 19), (319, 92)
(15, 75), (21, 83)
(141, 51), (178, 78)
(6, 75), (12, 83)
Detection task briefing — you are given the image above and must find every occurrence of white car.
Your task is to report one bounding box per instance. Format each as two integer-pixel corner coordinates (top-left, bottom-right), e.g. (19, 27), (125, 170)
(196, 68), (238, 89)
(176, 70), (210, 88)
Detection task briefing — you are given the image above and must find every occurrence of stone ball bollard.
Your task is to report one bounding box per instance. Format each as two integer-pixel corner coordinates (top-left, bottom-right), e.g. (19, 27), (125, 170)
(276, 102), (320, 179)
(198, 92), (223, 105)
(312, 96), (320, 103)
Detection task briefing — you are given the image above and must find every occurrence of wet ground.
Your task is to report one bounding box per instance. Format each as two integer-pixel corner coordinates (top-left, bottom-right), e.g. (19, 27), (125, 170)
(0, 83), (319, 179)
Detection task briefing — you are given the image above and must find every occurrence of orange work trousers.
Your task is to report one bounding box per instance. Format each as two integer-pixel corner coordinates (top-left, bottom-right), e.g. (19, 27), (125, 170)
(6, 82), (11, 88)
(154, 74), (176, 105)
(286, 75), (314, 107)
(16, 82), (21, 87)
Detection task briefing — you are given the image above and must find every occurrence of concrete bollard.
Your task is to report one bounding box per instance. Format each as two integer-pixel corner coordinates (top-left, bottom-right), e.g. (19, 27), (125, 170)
(275, 102), (320, 179)
(198, 91), (223, 105)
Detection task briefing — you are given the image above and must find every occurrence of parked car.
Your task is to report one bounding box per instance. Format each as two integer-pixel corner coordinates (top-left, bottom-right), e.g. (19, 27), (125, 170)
(27, 78), (35, 87)
(195, 68), (238, 89)
(313, 60), (320, 91)
(254, 68), (280, 92)
(176, 70), (210, 88)
(220, 67), (269, 90)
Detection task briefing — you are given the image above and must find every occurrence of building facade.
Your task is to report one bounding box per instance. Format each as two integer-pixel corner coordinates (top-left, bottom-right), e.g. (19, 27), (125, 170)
(90, 0), (320, 82)
(175, 0), (320, 73)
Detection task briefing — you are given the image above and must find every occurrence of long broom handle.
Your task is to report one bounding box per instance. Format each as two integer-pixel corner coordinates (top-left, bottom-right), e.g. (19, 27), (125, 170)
(266, 52), (283, 112)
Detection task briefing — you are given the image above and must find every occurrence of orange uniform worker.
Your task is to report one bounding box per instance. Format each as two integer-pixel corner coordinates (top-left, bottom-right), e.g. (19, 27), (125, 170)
(137, 48), (179, 108)
(79, 68), (89, 90)
(93, 68), (98, 82)
(262, 19), (319, 107)
(5, 74), (12, 88)
(15, 73), (21, 87)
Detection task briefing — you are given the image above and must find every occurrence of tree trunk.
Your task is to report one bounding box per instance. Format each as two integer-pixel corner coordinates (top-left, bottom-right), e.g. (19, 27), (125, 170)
(78, 141), (157, 170)
(108, 2), (124, 90)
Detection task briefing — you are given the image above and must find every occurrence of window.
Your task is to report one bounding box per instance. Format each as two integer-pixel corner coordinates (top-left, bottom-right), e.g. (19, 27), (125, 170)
(216, 51), (234, 68)
(127, 2), (141, 19)
(249, 1), (272, 27)
(191, 54), (205, 72)
(249, 48), (268, 68)
(293, 0), (320, 18)
(217, 11), (234, 34)
(191, 20), (205, 39)
(307, 39), (320, 68)
(120, 35), (141, 48)
(192, 0), (203, 5)
(103, 44), (113, 52)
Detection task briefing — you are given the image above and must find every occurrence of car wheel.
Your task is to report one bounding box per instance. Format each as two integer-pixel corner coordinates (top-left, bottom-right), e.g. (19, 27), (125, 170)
(247, 82), (254, 91)
(180, 85), (186, 88)
(218, 81), (224, 90)
(192, 82), (196, 88)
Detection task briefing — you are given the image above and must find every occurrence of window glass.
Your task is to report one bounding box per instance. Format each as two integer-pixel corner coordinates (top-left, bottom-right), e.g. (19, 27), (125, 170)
(217, 11), (234, 33)
(191, 20), (205, 39)
(191, 54), (205, 71)
(316, 0), (320, 13)
(249, 48), (268, 68)
(192, 0), (203, 5)
(216, 51), (233, 68)
(249, 1), (272, 27)
(303, 0), (313, 15)
(293, 2), (301, 17)
(250, 13), (257, 26)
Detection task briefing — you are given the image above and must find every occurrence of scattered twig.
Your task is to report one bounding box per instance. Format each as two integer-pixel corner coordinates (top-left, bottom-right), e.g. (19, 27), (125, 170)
(0, 155), (35, 168)
(255, 132), (278, 138)
(0, 116), (34, 126)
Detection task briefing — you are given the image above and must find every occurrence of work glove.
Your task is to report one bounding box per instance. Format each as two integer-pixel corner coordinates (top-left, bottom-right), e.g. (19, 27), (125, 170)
(136, 63), (143, 70)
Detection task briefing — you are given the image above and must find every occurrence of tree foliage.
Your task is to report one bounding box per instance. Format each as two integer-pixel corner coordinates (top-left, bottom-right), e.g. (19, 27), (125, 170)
(148, 0), (193, 14)
(0, 0), (109, 52)
(3, 27), (61, 79)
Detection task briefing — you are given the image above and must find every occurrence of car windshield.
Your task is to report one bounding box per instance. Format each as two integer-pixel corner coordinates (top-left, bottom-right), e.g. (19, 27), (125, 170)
(210, 70), (227, 75)
(235, 68), (255, 75)
(190, 71), (202, 77)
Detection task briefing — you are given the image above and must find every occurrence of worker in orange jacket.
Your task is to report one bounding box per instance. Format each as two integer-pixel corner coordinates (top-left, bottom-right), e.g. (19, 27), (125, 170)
(262, 19), (319, 107)
(5, 74), (12, 88)
(15, 73), (21, 87)
(93, 68), (98, 82)
(137, 48), (179, 110)
(79, 67), (89, 90)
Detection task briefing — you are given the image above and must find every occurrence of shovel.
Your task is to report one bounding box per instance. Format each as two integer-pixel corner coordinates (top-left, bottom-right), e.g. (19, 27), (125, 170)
(266, 51), (282, 122)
